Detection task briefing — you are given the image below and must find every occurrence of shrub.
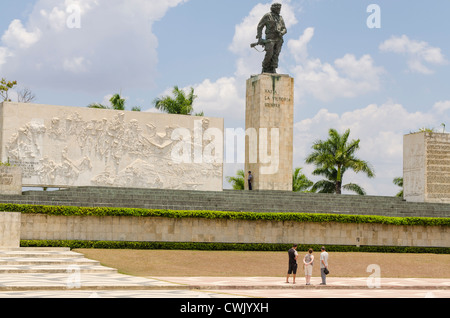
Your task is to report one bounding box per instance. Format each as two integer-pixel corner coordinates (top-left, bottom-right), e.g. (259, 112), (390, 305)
(1, 203), (449, 226)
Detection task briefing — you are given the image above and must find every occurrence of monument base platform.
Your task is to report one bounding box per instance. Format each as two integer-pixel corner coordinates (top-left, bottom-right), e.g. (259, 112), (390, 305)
(0, 186), (448, 218)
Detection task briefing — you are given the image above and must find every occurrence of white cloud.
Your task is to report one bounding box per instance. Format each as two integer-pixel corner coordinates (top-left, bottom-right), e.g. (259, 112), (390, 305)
(287, 27), (384, 102)
(433, 100), (450, 114)
(0, 0), (189, 92)
(0, 47), (12, 66)
(379, 35), (447, 74)
(291, 53), (384, 102)
(192, 77), (245, 124)
(1, 19), (42, 49)
(63, 56), (90, 74)
(287, 27), (314, 63)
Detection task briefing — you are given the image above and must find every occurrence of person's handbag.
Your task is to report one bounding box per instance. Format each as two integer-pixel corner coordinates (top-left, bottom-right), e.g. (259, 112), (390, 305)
(324, 268), (329, 275)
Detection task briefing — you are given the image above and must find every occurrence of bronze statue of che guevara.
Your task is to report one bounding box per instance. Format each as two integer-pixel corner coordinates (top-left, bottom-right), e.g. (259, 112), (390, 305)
(251, 3), (287, 74)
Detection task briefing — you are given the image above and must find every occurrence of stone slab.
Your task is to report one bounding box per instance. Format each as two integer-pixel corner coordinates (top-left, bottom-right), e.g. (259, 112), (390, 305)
(0, 102), (224, 191)
(0, 212), (21, 248)
(404, 132), (450, 203)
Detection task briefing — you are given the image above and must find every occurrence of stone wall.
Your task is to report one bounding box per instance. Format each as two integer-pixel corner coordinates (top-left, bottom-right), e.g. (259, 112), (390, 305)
(0, 102), (223, 191)
(20, 214), (449, 248)
(404, 132), (450, 203)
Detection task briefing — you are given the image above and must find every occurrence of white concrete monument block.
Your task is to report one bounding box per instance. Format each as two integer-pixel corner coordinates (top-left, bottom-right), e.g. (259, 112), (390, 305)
(0, 102), (224, 191)
(404, 132), (450, 203)
(0, 212), (21, 248)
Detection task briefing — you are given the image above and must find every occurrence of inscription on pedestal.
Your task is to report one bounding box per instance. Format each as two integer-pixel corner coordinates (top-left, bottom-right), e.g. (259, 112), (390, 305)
(264, 89), (292, 108)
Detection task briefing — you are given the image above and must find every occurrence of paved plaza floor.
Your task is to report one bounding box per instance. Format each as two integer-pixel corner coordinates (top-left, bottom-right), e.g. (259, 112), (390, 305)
(0, 275), (448, 298)
(0, 248), (448, 299)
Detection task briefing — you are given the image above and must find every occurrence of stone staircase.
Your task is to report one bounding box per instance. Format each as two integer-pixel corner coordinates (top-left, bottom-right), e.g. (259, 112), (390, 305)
(0, 247), (117, 274)
(0, 247), (178, 292)
(0, 186), (449, 217)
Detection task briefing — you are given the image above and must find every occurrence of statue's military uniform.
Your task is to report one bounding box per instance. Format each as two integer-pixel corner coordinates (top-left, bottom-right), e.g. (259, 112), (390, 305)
(256, 3), (287, 73)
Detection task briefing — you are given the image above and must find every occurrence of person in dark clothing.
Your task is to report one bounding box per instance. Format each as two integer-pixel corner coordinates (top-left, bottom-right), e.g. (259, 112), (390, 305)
(286, 244), (298, 284)
(248, 171), (253, 190)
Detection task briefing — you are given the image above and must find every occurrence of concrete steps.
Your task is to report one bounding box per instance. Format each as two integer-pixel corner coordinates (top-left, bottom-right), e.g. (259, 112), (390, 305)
(0, 248), (183, 292)
(0, 186), (449, 217)
(0, 248), (117, 274)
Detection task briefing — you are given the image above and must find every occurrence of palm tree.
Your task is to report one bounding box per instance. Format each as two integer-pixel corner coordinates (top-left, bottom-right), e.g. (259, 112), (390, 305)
(109, 93), (125, 110)
(226, 169), (245, 190)
(310, 166), (367, 195)
(153, 86), (203, 116)
(393, 177), (403, 198)
(292, 167), (313, 192)
(88, 93), (141, 111)
(305, 128), (375, 195)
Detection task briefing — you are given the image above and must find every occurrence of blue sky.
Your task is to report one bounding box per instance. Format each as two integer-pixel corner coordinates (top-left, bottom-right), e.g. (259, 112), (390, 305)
(1, 0), (449, 195)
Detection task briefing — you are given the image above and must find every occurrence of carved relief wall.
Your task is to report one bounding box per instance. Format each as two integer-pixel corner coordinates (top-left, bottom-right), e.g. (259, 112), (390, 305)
(0, 102), (223, 191)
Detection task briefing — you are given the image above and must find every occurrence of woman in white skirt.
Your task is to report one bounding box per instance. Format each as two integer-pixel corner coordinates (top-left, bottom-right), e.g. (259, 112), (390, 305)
(303, 248), (314, 285)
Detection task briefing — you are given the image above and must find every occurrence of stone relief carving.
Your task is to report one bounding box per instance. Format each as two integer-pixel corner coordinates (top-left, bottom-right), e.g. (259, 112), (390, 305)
(0, 174), (14, 185)
(5, 111), (221, 190)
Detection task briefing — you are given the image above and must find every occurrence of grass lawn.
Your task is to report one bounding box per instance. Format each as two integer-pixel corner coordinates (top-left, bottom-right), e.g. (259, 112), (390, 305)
(75, 249), (450, 279)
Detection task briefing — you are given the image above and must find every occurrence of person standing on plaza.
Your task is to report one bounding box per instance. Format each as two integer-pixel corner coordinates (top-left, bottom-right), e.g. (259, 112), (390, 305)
(303, 248), (314, 285)
(320, 246), (329, 285)
(248, 171), (253, 190)
(286, 244), (298, 284)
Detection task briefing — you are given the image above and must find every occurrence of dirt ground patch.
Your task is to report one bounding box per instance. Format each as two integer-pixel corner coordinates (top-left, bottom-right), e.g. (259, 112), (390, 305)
(75, 249), (450, 279)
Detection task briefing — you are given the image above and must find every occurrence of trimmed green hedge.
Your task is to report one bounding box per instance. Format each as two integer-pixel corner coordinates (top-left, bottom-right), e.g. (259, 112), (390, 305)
(20, 240), (450, 254)
(1, 203), (449, 226)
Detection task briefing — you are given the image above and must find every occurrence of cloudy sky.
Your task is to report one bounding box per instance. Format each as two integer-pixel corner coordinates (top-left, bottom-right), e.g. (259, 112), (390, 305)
(1, 0), (449, 195)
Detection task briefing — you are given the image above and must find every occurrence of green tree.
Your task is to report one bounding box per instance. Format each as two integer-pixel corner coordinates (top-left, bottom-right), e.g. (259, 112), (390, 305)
(310, 166), (368, 195)
(305, 128), (375, 195)
(153, 86), (203, 116)
(88, 93), (140, 111)
(393, 177), (403, 198)
(292, 167), (313, 192)
(109, 93), (125, 110)
(226, 169), (245, 190)
(0, 78), (18, 102)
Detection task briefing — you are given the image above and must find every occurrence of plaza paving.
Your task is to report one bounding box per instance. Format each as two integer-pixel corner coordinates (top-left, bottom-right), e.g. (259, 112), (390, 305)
(0, 248), (448, 298)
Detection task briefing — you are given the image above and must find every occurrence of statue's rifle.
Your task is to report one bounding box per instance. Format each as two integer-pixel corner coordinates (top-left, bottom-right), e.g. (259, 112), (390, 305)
(250, 38), (267, 52)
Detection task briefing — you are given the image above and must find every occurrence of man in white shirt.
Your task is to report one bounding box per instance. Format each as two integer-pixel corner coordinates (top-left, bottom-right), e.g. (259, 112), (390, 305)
(320, 246), (329, 285)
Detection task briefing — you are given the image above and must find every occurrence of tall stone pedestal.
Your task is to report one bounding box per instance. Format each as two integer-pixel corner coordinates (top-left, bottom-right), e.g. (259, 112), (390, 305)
(245, 74), (294, 191)
(404, 132), (450, 203)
